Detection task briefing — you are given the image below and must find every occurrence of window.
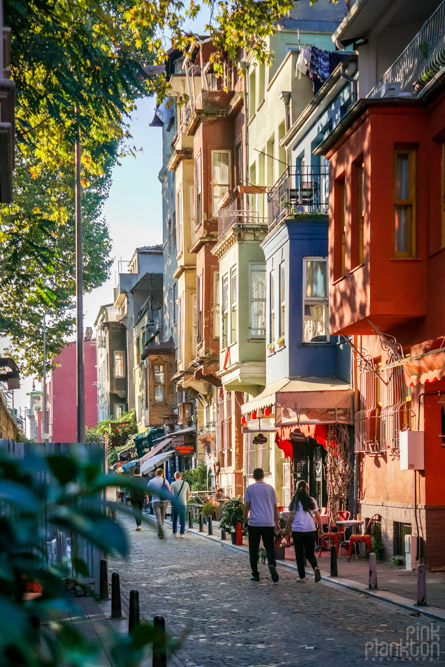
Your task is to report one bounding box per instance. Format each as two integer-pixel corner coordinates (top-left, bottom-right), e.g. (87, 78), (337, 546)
(269, 270), (275, 344)
(249, 69), (256, 120)
(173, 283), (178, 326)
(341, 181), (346, 274)
(303, 258), (329, 343)
(334, 177), (346, 277)
(167, 218), (172, 256)
(213, 271), (220, 339)
(114, 350), (125, 378)
(211, 151), (231, 216)
(279, 262), (285, 338)
(246, 433), (270, 476)
(115, 403), (125, 418)
(222, 273), (229, 348)
(250, 263), (266, 338)
(394, 147), (416, 257)
(153, 364), (165, 403)
(197, 274), (203, 344)
(176, 189), (183, 252)
(230, 267), (237, 344)
(169, 288), (173, 332)
(352, 157), (365, 266)
(172, 212), (176, 251)
(178, 296), (184, 363)
(195, 154), (202, 228)
(235, 142), (242, 186)
(258, 63), (266, 107)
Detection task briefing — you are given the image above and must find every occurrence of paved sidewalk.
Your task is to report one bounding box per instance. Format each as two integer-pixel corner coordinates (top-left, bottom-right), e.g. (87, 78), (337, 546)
(179, 514), (445, 619)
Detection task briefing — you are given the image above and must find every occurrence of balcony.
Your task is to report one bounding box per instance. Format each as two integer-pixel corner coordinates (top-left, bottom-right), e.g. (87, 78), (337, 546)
(217, 187), (268, 238)
(268, 166), (329, 233)
(369, 0), (445, 98)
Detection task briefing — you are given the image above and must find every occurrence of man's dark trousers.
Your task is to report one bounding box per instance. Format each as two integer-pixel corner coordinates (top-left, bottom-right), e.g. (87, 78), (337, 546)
(248, 525), (276, 575)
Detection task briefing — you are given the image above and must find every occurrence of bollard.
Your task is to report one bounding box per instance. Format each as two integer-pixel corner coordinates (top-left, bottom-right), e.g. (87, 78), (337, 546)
(100, 559), (109, 600)
(128, 590), (140, 634)
(330, 544), (338, 577)
(199, 513), (204, 532)
(153, 615), (167, 667)
(369, 552), (377, 590)
(236, 522), (243, 546)
(221, 528), (226, 541)
(207, 516), (213, 536)
(111, 572), (122, 618)
(417, 563), (427, 606)
(188, 511), (193, 529)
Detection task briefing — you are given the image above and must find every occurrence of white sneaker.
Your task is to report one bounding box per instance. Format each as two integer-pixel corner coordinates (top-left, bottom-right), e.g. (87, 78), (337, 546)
(180, 534), (185, 538)
(173, 533), (178, 537)
(136, 526), (142, 531)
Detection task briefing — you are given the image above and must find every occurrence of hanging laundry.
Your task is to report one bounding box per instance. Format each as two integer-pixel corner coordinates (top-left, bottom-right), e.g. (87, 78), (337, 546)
(296, 47), (311, 79)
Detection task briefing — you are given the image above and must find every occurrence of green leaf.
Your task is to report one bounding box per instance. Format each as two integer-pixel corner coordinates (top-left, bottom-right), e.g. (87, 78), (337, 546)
(0, 480), (41, 513)
(47, 454), (78, 486)
(72, 557), (89, 577)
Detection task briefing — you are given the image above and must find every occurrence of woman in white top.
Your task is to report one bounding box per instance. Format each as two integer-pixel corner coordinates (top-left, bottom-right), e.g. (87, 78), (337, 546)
(282, 480), (322, 583)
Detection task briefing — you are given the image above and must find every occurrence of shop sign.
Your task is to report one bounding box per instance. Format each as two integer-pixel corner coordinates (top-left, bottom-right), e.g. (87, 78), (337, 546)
(175, 442), (195, 455)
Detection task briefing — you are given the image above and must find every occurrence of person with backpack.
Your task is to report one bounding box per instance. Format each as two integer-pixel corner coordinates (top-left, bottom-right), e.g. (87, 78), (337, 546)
(170, 471), (190, 537)
(282, 479), (322, 583)
(147, 467), (171, 539)
(127, 466), (147, 531)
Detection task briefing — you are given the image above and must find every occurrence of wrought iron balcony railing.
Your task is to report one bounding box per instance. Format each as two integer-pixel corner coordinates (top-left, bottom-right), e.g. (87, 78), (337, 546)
(217, 188), (268, 238)
(369, 0), (445, 98)
(267, 166), (329, 232)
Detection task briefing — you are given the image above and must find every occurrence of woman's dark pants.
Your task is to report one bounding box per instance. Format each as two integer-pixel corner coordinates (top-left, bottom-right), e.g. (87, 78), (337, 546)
(292, 530), (318, 579)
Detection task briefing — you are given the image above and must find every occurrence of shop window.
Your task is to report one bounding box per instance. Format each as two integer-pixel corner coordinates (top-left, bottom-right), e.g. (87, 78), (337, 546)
(303, 258), (329, 343)
(246, 434), (270, 476)
(394, 146), (416, 257)
(250, 263), (266, 338)
(211, 150), (231, 216)
(153, 364), (165, 403)
(114, 350), (125, 378)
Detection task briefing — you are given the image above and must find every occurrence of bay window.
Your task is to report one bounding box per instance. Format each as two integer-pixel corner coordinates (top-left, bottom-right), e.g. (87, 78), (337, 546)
(153, 364), (165, 403)
(303, 258), (329, 343)
(394, 146), (416, 257)
(279, 262), (285, 338)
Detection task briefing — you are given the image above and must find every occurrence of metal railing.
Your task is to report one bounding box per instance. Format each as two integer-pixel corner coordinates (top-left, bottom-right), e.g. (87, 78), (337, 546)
(218, 191), (268, 238)
(268, 166), (329, 232)
(369, 0), (445, 98)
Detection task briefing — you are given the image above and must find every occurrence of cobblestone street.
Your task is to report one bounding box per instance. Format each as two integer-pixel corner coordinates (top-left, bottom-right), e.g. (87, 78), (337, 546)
(110, 517), (445, 666)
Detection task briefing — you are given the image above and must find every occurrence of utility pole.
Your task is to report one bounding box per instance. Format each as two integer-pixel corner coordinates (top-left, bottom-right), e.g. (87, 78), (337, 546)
(75, 107), (85, 443)
(42, 313), (47, 442)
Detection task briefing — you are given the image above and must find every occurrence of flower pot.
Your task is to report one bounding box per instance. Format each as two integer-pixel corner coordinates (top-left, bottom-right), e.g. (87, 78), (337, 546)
(275, 546), (286, 560)
(231, 532), (237, 545)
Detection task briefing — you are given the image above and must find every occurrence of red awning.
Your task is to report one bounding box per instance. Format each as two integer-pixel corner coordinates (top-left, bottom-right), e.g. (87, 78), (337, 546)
(275, 425), (331, 459)
(404, 348), (445, 387)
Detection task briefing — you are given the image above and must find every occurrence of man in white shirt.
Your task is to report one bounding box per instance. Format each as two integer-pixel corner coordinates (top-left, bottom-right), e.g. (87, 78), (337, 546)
(170, 471), (190, 537)
(243, 468), (281, 583)
(147, 468), (171, 539)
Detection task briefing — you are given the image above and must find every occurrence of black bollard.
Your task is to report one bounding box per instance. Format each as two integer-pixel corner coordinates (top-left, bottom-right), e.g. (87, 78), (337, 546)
(369, 553), (377, 590)
(208, 516), (213, 536)
(199, 513), (204, 533)
(188, 511), (193, 529)
(111, 572), (122, 618)
(128, 590), (140, 634)
(100, 559), (109, 600)
(153, 615), (167, 667)
(417, 563), (427, 606)
(221, 528), (226, 541)
(330, 544), (338, 577)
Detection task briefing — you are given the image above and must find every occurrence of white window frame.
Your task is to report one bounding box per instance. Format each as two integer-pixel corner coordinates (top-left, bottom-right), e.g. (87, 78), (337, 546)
(269, 270), (275, 344)
(195, 153), (202, 228)
(221, 273), (229, 349)
(249, 263), (266, 339)
(176, 189), (183, 254)
(302, 257), (330, 344)
(213, 270), (220, 339)
(211, 150), (231, 216)
(114, 350), (125, 378)
(279, 261), (285, 338)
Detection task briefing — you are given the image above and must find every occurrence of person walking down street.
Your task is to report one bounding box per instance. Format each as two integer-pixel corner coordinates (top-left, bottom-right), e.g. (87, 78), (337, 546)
(170, 471), (190, 537)
(147, 468), (171, 539)
(282, 480), (322, 583)
(127, 467), (147, 531)
(243, 468), (281, 583)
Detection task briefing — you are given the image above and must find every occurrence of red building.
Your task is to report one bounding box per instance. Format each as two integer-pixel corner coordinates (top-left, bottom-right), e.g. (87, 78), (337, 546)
(321, 38), (445, 567)
(38, 339), (98, 442)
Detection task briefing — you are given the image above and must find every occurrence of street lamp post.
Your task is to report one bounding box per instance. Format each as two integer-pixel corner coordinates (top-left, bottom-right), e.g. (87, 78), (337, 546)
(75, 107), (85, 443)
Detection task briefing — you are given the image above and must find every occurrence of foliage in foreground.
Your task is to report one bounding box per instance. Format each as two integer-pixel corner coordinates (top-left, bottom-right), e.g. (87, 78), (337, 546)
(0, 446), (176, 665)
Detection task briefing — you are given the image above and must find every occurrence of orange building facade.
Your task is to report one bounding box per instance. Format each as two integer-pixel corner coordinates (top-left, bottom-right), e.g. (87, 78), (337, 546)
(324, 83), (445, 568)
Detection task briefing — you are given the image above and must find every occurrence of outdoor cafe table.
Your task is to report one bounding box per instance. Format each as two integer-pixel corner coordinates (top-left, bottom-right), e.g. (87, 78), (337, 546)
(336, 519), (365, 531)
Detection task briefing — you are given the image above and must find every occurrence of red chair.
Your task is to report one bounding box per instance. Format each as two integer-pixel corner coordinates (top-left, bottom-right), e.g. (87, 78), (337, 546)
(318, 511), (351, 556)
(348, 514), (382, 561)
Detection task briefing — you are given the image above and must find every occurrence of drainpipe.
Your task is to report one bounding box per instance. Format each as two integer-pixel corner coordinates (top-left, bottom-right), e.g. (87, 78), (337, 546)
(279, 91), (291, 134)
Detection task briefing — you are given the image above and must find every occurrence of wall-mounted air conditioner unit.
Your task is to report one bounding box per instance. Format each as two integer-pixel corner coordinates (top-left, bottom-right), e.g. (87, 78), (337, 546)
(399, 431), (424, 471)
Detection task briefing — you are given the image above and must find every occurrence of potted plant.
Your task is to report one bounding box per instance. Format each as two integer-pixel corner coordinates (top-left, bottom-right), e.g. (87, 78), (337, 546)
(220, 497), (244, 544)
(267, 341), (275, 354)
(276, 336), (285, 349)
(202, 502), (216, 520)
